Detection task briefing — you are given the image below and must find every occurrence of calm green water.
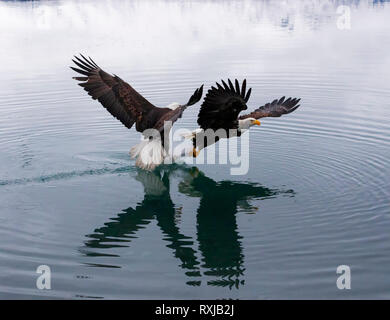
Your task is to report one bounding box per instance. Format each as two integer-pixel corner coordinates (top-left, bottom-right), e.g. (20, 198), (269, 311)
(0, 0), (389, 299)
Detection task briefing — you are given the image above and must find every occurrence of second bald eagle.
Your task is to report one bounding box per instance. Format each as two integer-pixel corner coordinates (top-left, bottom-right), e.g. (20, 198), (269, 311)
(186, 79), (300, 157)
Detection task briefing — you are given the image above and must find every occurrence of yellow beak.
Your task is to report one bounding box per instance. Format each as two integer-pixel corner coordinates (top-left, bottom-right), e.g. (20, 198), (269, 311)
(254, 120), (261, 126)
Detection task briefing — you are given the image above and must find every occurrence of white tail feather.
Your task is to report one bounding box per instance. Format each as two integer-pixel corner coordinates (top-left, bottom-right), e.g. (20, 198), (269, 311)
(130, 140), (148, 159)
(130, 139), (167, 170)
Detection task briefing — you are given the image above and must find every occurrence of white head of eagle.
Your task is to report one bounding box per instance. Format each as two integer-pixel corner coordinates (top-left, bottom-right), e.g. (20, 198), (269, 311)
(238, 117), (261, 130)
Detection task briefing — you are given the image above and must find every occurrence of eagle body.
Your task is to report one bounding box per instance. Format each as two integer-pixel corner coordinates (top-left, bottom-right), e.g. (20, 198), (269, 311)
(71, 54), (203, 170)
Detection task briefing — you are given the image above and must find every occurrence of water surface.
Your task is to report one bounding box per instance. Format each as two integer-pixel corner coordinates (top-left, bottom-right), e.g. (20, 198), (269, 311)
(0, 0), (390, 299)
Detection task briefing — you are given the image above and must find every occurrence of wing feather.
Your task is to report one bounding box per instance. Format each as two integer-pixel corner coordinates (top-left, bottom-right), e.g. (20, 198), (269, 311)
(71, 54), (156, 131)
(239, 96), (300, 120)
(197, 79), (250, 130)
(153, 84), (204, 132)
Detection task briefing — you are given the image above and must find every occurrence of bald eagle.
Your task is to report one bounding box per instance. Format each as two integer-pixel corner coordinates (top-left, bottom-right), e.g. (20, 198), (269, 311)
(71, 54), (203, 170)
(187, 79), (300, 156)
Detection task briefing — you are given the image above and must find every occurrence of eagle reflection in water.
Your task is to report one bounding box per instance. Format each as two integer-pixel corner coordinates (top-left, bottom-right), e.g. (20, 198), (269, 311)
(83, 167), (294, 289)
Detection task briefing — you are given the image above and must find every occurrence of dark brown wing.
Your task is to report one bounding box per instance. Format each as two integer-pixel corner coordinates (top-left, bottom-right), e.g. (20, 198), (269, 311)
(239, 97), (300, 120)
(71, 54), (156, 132)
(153, 106), (187, 132)
(197, 79), (251, 130)
(153, 85), (204, 132)
(184, 84), (204, 107)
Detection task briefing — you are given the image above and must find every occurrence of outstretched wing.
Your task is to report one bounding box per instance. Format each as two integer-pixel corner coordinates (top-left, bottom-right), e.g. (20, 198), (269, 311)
(185, 85), (204, 107)
(197, 79), (251, 130)
(153, 85), (204, 132)
(239, 97), (300, 120)
(71, 54), (156, 132)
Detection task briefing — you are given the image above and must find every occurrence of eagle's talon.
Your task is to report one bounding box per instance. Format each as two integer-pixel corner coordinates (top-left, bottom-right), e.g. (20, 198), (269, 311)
(190, 148), (200, 158)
